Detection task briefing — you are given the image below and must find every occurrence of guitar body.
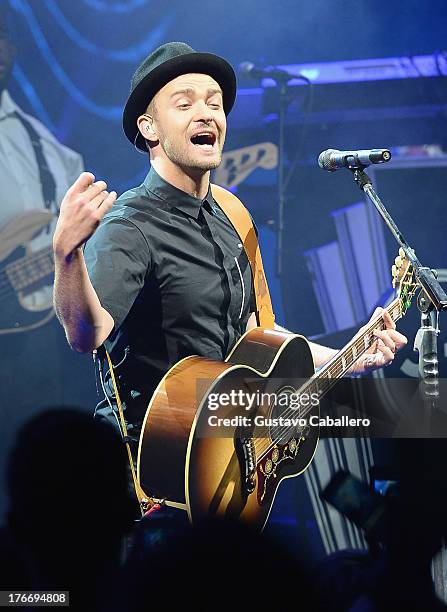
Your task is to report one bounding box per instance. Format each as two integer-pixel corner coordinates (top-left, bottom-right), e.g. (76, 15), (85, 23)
(0, 211), (55, 335)
(137, 329), (319, 530)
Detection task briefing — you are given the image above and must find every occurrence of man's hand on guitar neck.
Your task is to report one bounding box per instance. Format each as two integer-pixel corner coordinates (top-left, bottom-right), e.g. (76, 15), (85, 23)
(305, 308), (406, 375)
(349, 307), (407, 375)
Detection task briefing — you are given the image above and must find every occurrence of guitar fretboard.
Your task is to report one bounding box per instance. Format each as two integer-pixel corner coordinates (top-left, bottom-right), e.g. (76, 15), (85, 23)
(5, 245), (54, 292)
(304, 297), (402, 402)
(254, 297), (403, 462)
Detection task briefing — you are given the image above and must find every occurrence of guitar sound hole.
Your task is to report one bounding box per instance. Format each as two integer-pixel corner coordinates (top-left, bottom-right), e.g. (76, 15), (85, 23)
(267, 386), (307, 445)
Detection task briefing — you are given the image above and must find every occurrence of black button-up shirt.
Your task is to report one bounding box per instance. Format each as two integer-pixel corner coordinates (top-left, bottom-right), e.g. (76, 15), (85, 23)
(84, 166), (254, 432)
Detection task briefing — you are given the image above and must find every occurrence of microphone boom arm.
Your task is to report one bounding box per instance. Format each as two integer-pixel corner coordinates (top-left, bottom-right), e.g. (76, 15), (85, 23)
(351, 166), (446, 416)
(351, 166), (447, 311)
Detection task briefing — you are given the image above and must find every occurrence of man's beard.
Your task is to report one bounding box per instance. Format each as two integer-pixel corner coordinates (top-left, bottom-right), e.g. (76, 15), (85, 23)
(161, 134), (222, 172)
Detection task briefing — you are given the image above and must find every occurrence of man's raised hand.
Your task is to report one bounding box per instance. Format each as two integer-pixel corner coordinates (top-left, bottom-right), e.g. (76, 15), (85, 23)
(53, 172), (116, 260)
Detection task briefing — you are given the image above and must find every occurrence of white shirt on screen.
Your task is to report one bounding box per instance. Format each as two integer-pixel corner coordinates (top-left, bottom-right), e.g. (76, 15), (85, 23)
(0, 89), (83, 311)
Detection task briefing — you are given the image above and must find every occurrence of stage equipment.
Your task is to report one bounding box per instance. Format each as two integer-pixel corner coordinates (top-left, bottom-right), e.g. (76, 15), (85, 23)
(239, 61), (297, 85)
(304, 200), (390, 332)
(318, 148), (391, 172)
(232, 53), (447, 130)
(320, 152), (447, 413)
(239, 61), (311, 277)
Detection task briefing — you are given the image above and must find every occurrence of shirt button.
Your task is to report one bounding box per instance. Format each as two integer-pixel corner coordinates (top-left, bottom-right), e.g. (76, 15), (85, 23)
(237, 242), (243, 248)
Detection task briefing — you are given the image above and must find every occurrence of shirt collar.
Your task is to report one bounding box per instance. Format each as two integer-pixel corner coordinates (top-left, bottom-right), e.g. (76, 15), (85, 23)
(0, 90), (21, 121)
(143, 166), (212, 220)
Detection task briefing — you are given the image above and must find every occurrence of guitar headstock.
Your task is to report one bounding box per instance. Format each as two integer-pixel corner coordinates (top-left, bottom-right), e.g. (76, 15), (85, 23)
(392, 247), (418, 315)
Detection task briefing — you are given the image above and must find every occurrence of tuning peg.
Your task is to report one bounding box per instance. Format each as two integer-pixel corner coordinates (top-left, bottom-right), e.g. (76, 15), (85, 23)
(395, 255), (403, 268)
(392, 264), (397, 287)
(399, 247), (406, 258)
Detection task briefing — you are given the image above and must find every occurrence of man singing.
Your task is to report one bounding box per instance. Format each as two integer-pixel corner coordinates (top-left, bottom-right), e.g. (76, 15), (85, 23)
(53, 42), (406, 450)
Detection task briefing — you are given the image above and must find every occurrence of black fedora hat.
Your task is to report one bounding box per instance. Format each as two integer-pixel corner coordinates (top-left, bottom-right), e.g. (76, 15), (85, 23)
(123, 41), (237, 151)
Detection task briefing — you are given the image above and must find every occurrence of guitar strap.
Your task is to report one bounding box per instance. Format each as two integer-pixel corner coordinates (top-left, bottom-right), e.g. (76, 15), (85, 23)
(210, 184), (275, 329)
(104, 350), (151, 515)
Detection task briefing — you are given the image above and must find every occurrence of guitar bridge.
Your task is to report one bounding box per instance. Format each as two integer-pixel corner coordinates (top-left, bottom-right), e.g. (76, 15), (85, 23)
(236, 430), (257, 495)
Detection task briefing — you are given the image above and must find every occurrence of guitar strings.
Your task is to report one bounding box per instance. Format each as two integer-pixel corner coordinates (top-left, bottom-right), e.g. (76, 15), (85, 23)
(248, 269), (413, 458)
(252, 300), (404, 460)
(253, 305), (400, 457)
(251, 332), (381, 455)
(0, 246), (54, 298)
(254, 305), (404, 461)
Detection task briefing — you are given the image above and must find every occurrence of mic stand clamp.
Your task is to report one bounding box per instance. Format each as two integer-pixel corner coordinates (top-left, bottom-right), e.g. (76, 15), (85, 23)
(413, 290), (440, 415)
(350, 166), (446, 414)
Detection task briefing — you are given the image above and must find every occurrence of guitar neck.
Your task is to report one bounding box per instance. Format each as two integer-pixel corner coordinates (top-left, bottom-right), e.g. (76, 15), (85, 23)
(262, 255), (417, 462)
(4, 245), (54, 293)
(307, 297), (402, 399)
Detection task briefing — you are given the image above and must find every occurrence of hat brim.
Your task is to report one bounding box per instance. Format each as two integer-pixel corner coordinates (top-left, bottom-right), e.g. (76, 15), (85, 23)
(123, 51), (236, 151)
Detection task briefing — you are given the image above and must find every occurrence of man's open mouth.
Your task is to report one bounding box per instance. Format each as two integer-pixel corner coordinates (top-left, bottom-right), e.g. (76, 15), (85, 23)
(190, 132), (217, 149)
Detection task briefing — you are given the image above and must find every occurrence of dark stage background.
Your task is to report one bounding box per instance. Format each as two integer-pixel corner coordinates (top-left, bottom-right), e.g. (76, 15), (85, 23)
(1, 0), (447, 558)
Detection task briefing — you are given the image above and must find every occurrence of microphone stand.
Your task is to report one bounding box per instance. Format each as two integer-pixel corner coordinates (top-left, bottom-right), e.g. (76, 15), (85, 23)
(274, 76), (307, 277)
(349, 166), (447, 421)
(275, 75), (311, 276)
(277, 80), (289, 277)
(250, 67), (310, 277)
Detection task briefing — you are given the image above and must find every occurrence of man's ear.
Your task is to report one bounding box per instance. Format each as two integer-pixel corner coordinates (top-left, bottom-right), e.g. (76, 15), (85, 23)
(137, 113), (158, 143)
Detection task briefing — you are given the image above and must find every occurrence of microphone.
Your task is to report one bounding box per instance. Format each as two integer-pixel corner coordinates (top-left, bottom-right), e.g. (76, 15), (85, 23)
(318, 148), (392, 172)
(239, 61), (294, 83)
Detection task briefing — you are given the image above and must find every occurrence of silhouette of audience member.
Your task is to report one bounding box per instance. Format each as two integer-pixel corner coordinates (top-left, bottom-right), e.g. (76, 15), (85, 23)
(315, 439), (447, 612)
(3, 408), (134, 610)
(122, 515), (324, 611)
(366, 439), (447, 612)
(1, 407), (325, 612)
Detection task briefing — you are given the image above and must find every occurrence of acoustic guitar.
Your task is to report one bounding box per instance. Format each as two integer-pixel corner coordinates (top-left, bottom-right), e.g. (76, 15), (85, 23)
(137, 251), (417, 529)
